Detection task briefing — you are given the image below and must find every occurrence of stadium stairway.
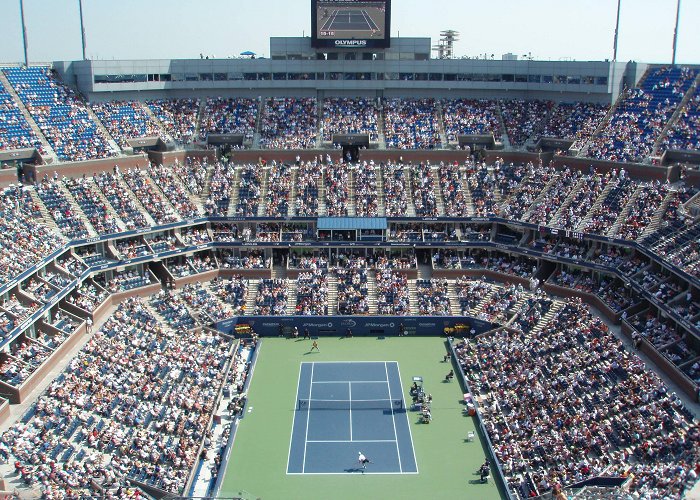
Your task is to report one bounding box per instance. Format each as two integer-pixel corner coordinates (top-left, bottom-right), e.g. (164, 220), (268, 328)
(317, 171), (327, 216)
(575, 80), (634, 158)
(256, 166), (270, 217)
(272, 262), (287, 280)
(326, 275), (338, 314)
(652, 72), (700, 157)
(0, 71), (59, 163)
(505, 293), (530, 327)
(143, 300), (177, 335)
(142, 104), (176, 145)
(375, 163), (386, 216)
(447, 283), (461, 316)
(494, 101), (511, 149)
(682, 189), (700, 219)
(143, 169), (187, 221)
(459, 166), (476, 217)
(197, 162), (216, 204)
(27, 189), (62, 235)
(171, 167), (208, 216)
(226, 166), (242, 217)
(407, 279), (418, 315)
(56, 182), (100, 238)
(377, 104), (387, 149)
(83, 104), (122, 156)
(193, 99), (206, 142)
(432, 165), (446, 216)
(416, 263), (432, 280)
(244, 279), (260, 314)
(366, 274), (378, 314)
(347, 170), (357, 216)
(286, 280), (298, 315)
(528, 300), (564, 336)
(470, 285), (496, 317)
(404, 169), (417, 217)
(288, 167), (298, 216)
(316, 101), (324, 148)
(84, 177), (128, 232)
(252, 98), (264, 149)
(548, 176), (589, 227)
(109, 174), (159, 227)
(435, 100), (449, 148)
(606, 183), (645, 237)
(520, 172), (560, 221)
(574, 180), (616, 232)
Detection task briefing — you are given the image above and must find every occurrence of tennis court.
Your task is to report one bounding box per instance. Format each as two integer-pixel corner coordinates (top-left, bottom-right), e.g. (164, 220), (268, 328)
(220, 337), (502, 500)
(320, 10), (380, 32)
(287, 361), (418, 474)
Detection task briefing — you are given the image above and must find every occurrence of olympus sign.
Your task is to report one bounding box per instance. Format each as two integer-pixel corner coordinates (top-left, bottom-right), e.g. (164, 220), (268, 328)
(335, 40), (367, 47)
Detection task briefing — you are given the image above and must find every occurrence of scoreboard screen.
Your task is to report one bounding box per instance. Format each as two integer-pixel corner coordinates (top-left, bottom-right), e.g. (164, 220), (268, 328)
(311, 0), (391, 49)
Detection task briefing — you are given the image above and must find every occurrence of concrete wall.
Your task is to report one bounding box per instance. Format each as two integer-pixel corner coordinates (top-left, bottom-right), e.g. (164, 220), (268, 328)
(68, 56), (620, 103)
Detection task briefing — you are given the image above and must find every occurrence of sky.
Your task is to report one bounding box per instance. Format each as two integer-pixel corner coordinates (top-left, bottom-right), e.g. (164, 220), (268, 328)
(0, 0), (697, 64)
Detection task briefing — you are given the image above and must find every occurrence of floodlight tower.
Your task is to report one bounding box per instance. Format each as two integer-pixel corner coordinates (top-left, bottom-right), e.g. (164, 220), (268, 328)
(671, 0), (681, 65)
(439, 30), (460, 59)
(612, 0), (621, 61)
(432, 41), (447, 59)
(78, 0), (87, 60)
(19, 0), (29, 66)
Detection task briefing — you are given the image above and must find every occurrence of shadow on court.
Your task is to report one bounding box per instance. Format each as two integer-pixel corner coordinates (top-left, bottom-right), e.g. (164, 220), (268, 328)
(344, 467), (366, 473)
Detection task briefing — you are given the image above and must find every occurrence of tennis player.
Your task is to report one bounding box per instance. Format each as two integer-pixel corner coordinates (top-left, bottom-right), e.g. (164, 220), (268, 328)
(358, 452), (370, 469)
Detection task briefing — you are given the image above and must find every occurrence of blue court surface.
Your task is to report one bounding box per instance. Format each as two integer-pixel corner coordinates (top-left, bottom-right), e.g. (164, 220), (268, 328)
(287, 361), (418, 475)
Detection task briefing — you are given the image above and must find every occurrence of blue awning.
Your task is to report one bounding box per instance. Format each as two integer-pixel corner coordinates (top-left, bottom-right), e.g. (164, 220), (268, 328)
(317, 217), (387, 231)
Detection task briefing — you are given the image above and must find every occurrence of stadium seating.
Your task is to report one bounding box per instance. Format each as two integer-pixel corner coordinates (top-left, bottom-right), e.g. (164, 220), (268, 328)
(441, 99), (502, 141)
(63, 176), (121, 235)
(1, 297), (233, 496)
(384, 98), (439, 149)
(660, 92), (700, 152)
(0, 186), (65, 289)
(455, 298), (699, 499)
(94, 171), (150, 230)
(3, 67), (114, 161)
(500, 99), (553, 147)
(0, 79), (43, 152)
(259, 98), (317, 149)
(199, 97), (258, 142)
(295, 161), (321, 216)
(538, 102), (609, 146)
(122, 168), (180, 224)
(91, 100), (163, 147)
(586, 67), (698, 162)
(146, 98), (199, 144)
(322, 97), (379, 142)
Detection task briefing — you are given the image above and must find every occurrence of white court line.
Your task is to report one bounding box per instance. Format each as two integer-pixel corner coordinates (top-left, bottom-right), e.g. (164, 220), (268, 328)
(306, 439), (397, 443)
(286, 359), (303, 474)
(301, 362), (315, 473)
(287, 472), (419, 476)
(300, 360), (400, 364)
(385, 361), (403, 473)
(396, 362), (420, 473)
(348, 382), (353, 441)
(311, 380), (388, 384)
(326, 9), (340, 31)
(360, 9), (374, 31)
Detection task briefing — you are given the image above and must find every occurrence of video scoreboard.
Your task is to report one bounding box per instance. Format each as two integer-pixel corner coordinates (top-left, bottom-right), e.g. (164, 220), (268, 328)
(311, 0), (391, 49)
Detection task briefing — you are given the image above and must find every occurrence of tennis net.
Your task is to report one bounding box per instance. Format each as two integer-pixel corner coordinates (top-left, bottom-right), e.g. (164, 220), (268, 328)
(297, 398), (403, 411)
